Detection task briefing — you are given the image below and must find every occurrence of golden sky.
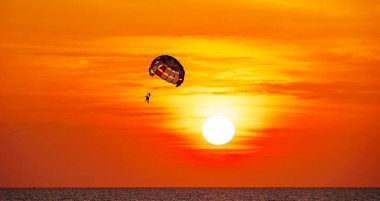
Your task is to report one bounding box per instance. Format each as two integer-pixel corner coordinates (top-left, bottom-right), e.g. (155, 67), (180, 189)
(0, 0), (380, 187)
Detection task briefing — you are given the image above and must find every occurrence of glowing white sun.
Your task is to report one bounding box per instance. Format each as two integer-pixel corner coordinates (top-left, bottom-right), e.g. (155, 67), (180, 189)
(202, 115), (235, 145)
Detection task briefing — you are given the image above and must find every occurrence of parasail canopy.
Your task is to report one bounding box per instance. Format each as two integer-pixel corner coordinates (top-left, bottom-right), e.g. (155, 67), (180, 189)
(149, 55), (185, 87)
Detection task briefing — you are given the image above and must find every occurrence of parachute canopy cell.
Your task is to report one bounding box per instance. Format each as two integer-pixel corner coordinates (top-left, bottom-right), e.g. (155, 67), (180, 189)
(149, 55), (185, 87)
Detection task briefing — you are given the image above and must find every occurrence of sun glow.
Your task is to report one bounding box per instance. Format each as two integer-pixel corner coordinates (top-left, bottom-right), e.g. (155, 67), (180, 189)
(202, 115), (235, 145)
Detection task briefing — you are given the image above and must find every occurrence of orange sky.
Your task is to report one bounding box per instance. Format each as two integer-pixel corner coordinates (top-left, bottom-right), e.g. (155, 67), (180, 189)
(1, 0), (380, 187)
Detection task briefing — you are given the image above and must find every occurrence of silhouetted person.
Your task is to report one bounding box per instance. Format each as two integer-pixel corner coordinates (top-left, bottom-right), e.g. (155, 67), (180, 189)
(145, 92), (151, 104)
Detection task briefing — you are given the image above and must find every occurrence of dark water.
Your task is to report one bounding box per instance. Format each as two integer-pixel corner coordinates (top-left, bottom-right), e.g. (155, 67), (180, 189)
(1, 188), (379, 201)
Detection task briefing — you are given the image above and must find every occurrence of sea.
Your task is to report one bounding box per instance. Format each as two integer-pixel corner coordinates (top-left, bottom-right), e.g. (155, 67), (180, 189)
(0, 188), (379, 201)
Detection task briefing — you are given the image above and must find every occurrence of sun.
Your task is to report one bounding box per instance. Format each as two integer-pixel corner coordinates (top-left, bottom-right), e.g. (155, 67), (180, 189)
(202, 115), (235, 145)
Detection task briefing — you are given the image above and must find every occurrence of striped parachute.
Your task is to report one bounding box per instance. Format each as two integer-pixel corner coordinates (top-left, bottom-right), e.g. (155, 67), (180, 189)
(149, 55), (185, 87)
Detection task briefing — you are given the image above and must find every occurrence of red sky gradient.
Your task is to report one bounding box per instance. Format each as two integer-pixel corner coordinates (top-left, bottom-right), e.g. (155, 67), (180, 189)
(1, 0), (380, 187)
